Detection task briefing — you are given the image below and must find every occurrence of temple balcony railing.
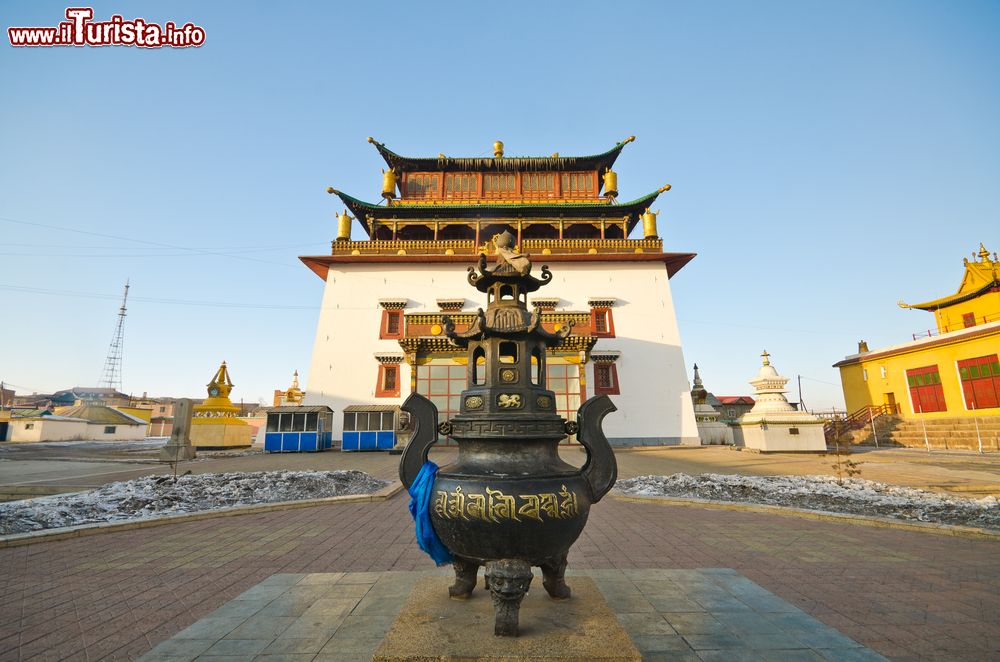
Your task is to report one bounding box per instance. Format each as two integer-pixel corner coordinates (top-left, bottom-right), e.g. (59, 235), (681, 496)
(329, 238), (662, 256)
(331, 239), (475, 255)
(521, 238), (662, 254)
(404, 311), (592, 331)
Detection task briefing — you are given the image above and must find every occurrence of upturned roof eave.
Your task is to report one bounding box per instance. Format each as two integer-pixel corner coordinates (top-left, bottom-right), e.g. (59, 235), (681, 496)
(331, 189), (665, 237)
(900, 279), (1000, 311)
(367, 137), (634, 173)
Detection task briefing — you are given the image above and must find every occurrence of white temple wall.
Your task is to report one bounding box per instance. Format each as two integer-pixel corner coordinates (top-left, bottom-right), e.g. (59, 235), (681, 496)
(305, 261), (698, 445)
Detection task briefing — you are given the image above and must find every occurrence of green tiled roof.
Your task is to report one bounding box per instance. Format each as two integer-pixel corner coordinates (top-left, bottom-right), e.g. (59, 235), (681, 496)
(368, 137), (634, 173)
(331, 189), (666, 237)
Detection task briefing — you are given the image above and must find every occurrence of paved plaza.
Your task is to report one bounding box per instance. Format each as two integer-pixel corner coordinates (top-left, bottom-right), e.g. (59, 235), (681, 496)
(3, 443), (1000, 498)
(1, 447), (998, 660)
(138, 570), (888, 661)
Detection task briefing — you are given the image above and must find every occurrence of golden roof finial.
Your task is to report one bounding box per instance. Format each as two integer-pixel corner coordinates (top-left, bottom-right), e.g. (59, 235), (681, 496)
(761, 349), (771, 366)
(658, 184), (672, 193)
(623, 135), (636, 144)
(493, 140), (504, 158)
(979, 243), (991, 262)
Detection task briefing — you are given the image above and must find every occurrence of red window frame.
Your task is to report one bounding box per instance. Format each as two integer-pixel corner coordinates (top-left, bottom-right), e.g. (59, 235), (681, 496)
(962, 312), (976, 328)
(590, 307), (615, 338)
(376, 364), (400, 398)
(958, 354), (1000, 410)
(560, 172), (596, 198)
(402, 173), (440, 199)
(482, 173), (518, 199)
(593, 363), (620, 395)
(380, 310), (403, 339)
(906, 365), (947, 413)
(444, 173), (480, 199)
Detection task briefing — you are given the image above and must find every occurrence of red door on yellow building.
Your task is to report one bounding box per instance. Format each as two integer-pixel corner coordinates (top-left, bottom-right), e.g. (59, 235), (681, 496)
(906, 365), (948, 413)
(958, 354), (1000, 410)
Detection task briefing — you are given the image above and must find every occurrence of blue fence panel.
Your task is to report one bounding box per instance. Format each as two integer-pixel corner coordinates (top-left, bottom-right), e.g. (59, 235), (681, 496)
(281, 433), (300, 452)
(299, 432), (318, 452)
(359, 431), (377, 450)
(264, 433), (282, 452)
(376, 431), (396, 450)
(342, 431), (360, 451)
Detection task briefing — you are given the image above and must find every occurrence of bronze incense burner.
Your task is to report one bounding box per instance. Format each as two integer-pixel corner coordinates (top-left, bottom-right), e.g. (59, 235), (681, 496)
(399, 232), (618, 636)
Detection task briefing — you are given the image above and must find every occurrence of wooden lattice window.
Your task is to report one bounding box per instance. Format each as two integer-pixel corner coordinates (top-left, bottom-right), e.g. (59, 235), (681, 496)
(380, 310), (403, 339)
(958, 354), (1000, 410)
(483, 173), (517, 198)
(404, 173), (440, 199)
(594, 363), (620, 396)
(561, 172), (594, 197)
(522, 173), (555, 197)
(906, 365), (947, 413)
(376, 364), (400, 398)
(444, 173), (479, 199)
(590, 308), (615, 337)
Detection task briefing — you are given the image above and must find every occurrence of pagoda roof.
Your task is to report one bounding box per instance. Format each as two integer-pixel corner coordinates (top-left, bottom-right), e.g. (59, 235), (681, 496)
(367, 136), (635, 173)
(330, 188), (669, 237)
(898, 244), (1000, 311)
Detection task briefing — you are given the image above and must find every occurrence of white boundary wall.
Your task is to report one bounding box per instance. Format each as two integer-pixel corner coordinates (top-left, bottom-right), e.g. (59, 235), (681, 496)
(304, 261), (698, 446)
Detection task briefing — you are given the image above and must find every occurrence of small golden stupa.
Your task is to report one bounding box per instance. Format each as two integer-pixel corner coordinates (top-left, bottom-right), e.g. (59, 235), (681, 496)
(190, 361), (253, 448)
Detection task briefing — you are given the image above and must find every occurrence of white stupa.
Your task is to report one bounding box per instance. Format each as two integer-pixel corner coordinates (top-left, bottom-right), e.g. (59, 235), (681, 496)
(736, 351), (827, 452)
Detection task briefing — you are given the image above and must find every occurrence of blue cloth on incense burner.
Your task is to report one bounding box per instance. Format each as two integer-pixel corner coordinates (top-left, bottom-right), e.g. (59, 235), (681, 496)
(407, 460), (454, 565)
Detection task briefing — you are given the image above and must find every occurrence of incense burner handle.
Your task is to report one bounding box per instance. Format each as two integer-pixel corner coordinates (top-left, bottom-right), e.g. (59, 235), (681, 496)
(575, 395), (618, 503)
(399, 392), (440, 489)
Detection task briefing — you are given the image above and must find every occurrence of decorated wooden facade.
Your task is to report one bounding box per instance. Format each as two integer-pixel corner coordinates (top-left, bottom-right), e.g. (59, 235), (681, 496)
(301, 137), (699, 446)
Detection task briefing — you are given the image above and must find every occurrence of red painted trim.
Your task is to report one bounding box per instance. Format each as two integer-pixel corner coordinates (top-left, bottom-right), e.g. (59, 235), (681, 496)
(593, 363), (620, 396)
(375, 364), (401, 398)
(833, 323), (1000, 367)
(301, 252), (696, 281)
(589, 307), (615, 338)
(379, 310), (404, 339)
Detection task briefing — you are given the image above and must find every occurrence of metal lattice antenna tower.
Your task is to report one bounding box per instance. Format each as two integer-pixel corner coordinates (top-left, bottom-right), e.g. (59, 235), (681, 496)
(99, 280), (129, 391)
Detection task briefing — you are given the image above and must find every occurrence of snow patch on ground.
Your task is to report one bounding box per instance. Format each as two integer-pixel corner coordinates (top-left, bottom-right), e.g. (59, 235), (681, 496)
(616, 473), (1000, 530)
(0, 470), (389, 535)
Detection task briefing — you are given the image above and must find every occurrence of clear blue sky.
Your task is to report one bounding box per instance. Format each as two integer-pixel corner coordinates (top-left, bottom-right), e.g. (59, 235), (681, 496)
(2, 1), (998, 409)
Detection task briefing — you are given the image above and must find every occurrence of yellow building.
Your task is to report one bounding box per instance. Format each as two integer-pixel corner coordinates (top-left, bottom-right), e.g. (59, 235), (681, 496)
(190, 361), (253, 448)
(834, 244), (1000, 420)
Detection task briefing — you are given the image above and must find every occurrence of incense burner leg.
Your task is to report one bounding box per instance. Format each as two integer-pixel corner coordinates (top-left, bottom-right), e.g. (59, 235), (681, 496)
(485, 559), (532, 637)
(540, 554), (571, 600)
(448, 556), (480, 599)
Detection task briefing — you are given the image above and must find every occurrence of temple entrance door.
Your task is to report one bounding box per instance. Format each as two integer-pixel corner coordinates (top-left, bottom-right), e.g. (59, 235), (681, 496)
(884, 392), (897, 413)
(546, 361), (580, 445)
(415, 359), (464, 446)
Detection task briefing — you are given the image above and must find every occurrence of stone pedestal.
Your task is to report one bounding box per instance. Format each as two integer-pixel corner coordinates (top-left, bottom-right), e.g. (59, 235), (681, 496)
(373, 576), (640, 661)
(190, 423), (253, 449)
(159, 398), (196, 462)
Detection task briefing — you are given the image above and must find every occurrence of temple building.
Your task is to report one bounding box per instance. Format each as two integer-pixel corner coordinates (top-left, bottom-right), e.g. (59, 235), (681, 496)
(835, 244), (1000, 420)
(301, 137), (699, 446)
(273, 371), (306, 406)
(190, 361), (253, 448)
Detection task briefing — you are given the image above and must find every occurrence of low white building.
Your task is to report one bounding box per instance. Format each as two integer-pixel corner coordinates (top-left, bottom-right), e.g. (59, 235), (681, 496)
(8, 415), (90, 442)
(53, 404), (147, 441)
(735, 352), (827, 452)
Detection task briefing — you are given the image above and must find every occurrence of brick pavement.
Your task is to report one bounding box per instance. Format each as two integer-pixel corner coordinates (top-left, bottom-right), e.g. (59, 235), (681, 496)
(1, 491), (997, 661)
